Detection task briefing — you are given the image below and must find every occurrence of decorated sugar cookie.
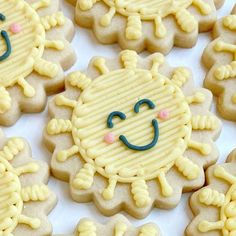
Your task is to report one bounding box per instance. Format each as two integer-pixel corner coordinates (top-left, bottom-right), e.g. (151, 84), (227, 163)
(186, 149), (236, 236)
(0, 129), (57, 236)
(0, 0), (76, 126)
(44, 50), (221, 218)
(55, 214), (161, 236)
(68, 0), (224, 54)
(203, 5), (236, 121)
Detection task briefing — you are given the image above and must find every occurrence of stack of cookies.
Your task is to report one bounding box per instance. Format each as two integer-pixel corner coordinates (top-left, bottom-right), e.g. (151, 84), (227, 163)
(0, 0), (235, 235)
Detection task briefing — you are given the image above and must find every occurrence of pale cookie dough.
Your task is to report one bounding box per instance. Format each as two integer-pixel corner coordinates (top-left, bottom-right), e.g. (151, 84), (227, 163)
(67, 0), (224, 54)
(186, 149), (236, 236)
(54, 214), (161, 236)
(203, 5), (236, 121)
(44, 50), (221, 219)
(0, 129), (57, 236)
(0, 0), (76, 126)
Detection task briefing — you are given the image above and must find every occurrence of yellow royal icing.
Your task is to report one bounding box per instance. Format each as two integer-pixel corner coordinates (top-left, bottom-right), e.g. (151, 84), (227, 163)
(198, 165), (236, 235)
(213, 12), (236, 105)
(75, 219), (159, 236)
(0, 87), (11, 114)
(0, 137), (50, 235)
(139, 224), (158, 236)
(77, 0), (212, 39)
(77, 220), (96, 236)
(47, 50), (218, 208)
(0, 0), (65, 114)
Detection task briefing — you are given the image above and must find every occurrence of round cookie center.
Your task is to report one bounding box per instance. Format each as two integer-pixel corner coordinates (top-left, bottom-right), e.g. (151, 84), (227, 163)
(102, 0), (192, 18)
(0, 0), (45, 87)
(72, 69), (191, 182)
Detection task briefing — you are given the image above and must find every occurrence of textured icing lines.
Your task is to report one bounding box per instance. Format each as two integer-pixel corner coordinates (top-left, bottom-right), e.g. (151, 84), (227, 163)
(0, 0), (65, 114)
(77, 0), (212, 39)
(197, 165), (236, 235)
(213, 12), (236, 104)
(0, 138), (50, 235)
(47, 50), (219, 209)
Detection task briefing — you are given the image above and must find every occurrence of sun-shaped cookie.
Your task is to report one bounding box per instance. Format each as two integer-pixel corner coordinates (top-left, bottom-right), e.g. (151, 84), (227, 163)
(68, 0), (224, 54)
(55, 214), (161, 236)
(0, 129), (57, 236)
(44, 50), (221, 218)
(203, 5), (236, 121)
(0, 0), (76, 126)
(186, 149), (236, 236)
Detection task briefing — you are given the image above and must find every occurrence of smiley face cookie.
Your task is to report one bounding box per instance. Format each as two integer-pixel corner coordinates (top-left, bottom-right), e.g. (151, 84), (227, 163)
(186, 149), (236, 236)
(0, 0), (76, 126)
(55, 214), (161, 236)
(203, 5), (236, 121)
(44, 50), (221, 218)
(68, 0), (224, 54)
(0, 129), (57, 236)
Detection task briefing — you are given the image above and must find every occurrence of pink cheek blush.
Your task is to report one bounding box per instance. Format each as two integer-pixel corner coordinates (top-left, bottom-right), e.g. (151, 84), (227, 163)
(104, 133), (116, 144)
(158, 109), (170, 120)
(10, 23), (22, 34)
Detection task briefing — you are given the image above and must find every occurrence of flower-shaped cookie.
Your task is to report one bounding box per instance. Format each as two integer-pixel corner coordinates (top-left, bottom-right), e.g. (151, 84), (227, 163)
(0, 0), (76, 126)
(0, 129), (57, 236)
(203, 5), (236, 121)
(44, 50), (221, 218)
(186, 149), (236, 236)
(54, 214), (161, 236)
(68, 0), (224, 54)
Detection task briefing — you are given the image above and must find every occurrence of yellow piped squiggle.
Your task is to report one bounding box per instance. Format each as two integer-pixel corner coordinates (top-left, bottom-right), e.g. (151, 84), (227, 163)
(199, 188), (225, 207)
(77, 220), (96, 236)
(223, 14), (236, 30)
(139, 224), (158, 236)
(21, 185), (50, 202)
(40, 12), (65, 30)
(131, 179), (151, 208)
(73, 163), (96, 189)
(47, 119), (72, 135)
(0, 138), (24, 161)
(191, 115), (218, 130)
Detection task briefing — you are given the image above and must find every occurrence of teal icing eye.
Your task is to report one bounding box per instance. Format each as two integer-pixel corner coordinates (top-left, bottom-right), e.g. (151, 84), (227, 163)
(107, 111), (126, 128)
(0, 13), (6, 21)
(0, 13), (12, 62)
(134, 99), (155, 113)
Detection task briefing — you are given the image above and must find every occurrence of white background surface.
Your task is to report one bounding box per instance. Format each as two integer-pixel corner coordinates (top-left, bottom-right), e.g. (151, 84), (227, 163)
(3, 1), (236, 235)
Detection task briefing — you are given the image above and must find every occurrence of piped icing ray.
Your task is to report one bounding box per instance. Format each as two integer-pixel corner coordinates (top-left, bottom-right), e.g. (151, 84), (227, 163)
(54, 214), (162, 236)
(45, 50), (221, 218)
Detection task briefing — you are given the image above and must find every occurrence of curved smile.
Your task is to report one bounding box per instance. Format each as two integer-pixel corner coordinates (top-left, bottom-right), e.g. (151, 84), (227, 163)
(119, 119), (159, 151)
(0, 30), (11, 61)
